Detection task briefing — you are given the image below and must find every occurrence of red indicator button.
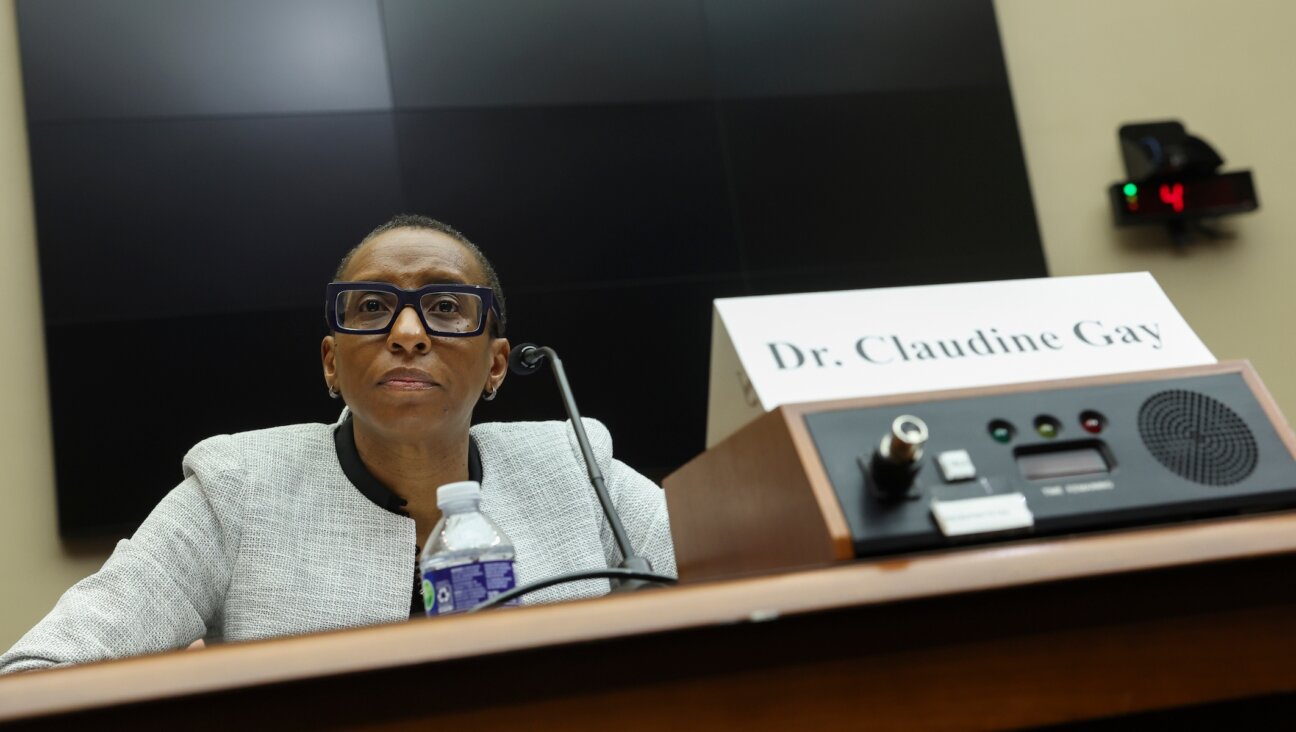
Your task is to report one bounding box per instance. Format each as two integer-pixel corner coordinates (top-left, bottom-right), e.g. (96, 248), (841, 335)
(1080, 411), (1106, 435)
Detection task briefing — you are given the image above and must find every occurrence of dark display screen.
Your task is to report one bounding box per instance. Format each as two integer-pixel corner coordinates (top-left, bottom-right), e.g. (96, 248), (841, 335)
(18, 0), (1047, 537)
(1111, 171), (1258, 223)
(1017, 445), (1110, 481)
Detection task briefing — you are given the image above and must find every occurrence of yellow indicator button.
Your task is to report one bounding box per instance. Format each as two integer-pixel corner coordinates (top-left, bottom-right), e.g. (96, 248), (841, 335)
(1034, 416), (1060, 439)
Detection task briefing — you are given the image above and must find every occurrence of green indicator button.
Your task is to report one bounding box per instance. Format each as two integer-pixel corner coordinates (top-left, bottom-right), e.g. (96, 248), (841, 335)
(1123, 182), (1138, 197)
(988, 420), (1015, 443)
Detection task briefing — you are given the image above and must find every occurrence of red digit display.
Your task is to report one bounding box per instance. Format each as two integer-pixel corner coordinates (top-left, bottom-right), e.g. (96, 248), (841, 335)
(1159, 182), (1185, 213)
(1110, 171), (1256, 225)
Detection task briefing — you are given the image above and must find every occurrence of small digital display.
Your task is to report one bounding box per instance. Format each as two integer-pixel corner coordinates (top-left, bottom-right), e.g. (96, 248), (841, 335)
(1017, 445), (1110, 481)
(1111, 171), (1258, 224)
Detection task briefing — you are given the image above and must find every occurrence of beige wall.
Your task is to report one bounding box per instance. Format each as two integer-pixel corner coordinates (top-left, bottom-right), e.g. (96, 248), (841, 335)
(0, 1), (115, 650)
(996, 0), (1296, 418)
(1, 0), (1294, 649)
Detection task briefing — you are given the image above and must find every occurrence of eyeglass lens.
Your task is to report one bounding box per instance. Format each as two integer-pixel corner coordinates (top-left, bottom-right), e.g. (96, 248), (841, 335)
(335, 290), (484, 333)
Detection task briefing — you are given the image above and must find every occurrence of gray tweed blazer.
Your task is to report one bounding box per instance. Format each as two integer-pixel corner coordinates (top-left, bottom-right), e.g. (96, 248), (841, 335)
(0, 418), (675, 673)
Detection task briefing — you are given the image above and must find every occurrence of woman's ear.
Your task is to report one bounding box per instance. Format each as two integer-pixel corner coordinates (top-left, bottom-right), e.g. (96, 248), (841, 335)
(321, 335), (338, 391)
(487, 338), (511, 393)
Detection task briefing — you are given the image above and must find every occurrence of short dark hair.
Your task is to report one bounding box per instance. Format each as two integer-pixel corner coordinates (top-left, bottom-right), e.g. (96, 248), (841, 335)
(334, 214), (506, 338)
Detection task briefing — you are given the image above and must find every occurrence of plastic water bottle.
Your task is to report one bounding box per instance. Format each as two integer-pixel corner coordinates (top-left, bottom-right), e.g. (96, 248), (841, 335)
(418, 481), (517, 616)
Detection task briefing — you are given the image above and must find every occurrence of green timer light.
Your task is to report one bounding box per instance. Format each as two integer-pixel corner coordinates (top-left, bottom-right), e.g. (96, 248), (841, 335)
(1122, 183), (1138, 197)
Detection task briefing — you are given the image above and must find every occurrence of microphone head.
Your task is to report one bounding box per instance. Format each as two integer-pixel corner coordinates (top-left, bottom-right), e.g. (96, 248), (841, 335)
(508, 343), (545, 376)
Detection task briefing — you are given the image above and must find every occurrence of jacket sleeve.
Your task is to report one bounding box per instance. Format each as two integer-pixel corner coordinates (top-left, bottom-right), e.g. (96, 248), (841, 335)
(0, 441), (245, 673)
(581, 419), (677, 579)
(605, 457), (678, 579)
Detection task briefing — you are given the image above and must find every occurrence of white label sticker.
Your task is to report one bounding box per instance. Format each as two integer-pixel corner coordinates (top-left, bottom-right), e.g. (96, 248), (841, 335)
(930, 493), (1035, 537)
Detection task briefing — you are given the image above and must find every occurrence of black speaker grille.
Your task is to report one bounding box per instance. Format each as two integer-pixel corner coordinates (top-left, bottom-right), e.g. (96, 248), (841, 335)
(1138, 389), (1258, 486)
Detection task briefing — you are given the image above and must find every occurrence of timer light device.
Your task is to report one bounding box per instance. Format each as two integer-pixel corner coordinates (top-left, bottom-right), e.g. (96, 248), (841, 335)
(1108, 121), (1258, 243)
(664, 362), (1296, 582)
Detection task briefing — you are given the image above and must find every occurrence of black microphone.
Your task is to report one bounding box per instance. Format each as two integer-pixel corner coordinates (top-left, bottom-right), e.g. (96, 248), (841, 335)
(490, 343), (674, 600)
(508, 343), (546, 376)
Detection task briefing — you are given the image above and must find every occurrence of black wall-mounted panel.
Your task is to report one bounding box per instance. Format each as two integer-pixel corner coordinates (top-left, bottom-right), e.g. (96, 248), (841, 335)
(490, 278), (750, 478)
(392, 103), (740, 289)
(703, 0), (1005, 97)
(47, 309), (345, 536)
(18, 0), (392, 121)
(722, 88), (1046, 291)
(17, 0), (1048, 537)
(382, 0), (710, 108)
(30, 114), (404, 324)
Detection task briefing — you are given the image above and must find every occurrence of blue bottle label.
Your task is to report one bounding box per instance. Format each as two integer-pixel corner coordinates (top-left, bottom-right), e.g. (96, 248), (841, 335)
(422, 559), (517, 616)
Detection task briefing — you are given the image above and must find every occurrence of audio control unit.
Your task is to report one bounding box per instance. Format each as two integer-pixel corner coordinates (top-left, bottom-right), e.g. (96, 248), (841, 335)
(664, 362), (1296, 581)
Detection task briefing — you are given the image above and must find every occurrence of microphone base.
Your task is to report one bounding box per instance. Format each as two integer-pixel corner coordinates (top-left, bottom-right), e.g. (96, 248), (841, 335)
(611, 556), (659, 592)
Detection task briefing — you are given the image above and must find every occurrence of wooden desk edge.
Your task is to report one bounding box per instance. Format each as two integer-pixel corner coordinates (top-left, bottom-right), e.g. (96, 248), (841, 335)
(4, 508), (1296, 723)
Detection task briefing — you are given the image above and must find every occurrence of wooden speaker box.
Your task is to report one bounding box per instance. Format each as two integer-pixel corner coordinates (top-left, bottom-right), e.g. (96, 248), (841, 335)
(663, 361), (1296, 582)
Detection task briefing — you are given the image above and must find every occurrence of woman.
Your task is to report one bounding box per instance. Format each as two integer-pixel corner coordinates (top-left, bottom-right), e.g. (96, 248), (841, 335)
(0, 215), (676, 673)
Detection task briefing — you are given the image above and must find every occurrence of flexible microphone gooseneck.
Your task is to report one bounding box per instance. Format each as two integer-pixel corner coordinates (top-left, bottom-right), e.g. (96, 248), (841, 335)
(509, 344), (641, 572)
(471, 344), (675, 612)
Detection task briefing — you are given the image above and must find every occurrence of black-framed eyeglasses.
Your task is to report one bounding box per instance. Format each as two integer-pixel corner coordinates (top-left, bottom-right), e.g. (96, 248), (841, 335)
(326, 281), (500, 337)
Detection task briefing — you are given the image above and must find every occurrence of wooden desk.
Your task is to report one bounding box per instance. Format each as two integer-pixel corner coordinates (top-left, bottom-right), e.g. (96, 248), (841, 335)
(3, 510), (1296, 730)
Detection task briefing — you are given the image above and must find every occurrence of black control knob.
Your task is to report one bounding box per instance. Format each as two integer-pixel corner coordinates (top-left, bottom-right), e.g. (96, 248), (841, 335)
(868, 415), (929, 499)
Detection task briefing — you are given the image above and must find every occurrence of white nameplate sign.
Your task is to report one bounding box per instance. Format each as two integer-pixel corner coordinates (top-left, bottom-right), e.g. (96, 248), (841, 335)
(706, 272), (1215, 446)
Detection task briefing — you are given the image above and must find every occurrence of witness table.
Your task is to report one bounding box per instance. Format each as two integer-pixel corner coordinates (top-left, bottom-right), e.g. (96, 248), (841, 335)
(2, 510), (1296, 730)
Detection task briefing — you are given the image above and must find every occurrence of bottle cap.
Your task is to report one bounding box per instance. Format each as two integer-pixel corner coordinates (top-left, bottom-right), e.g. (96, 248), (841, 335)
(437, 480), (482, 509)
